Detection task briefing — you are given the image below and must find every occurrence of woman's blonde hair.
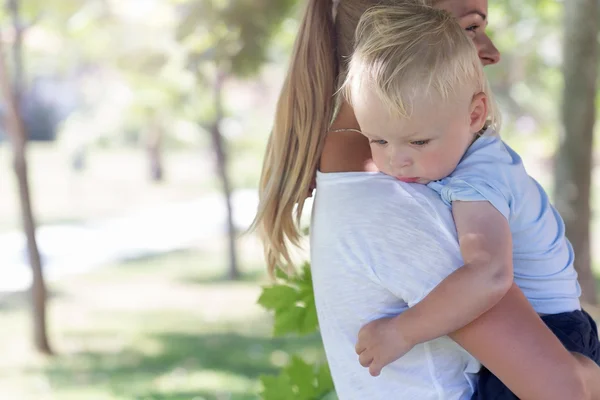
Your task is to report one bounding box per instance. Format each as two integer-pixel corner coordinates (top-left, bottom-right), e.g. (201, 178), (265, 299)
(342, 3), (497, 125)
(252, 0), (401, 276)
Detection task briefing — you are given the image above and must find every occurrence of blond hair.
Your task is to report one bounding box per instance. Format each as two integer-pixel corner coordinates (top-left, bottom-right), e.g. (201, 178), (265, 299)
(342, 3), (498, 126)
(251, 0), (486, 277)
(252, 0), (402, 276)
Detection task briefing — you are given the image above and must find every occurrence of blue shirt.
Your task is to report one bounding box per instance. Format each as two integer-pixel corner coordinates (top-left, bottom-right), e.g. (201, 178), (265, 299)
(427, 130), (581, 314)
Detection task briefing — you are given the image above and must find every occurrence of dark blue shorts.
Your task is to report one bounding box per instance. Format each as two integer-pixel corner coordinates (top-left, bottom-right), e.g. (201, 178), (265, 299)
(472, 309), (600, 400)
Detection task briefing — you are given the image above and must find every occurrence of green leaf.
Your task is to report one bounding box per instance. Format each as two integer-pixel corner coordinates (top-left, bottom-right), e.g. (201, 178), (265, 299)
(258, 285), (298, 311)
(261, 353), (335, 399)
(320, 391), (338, 400)
(275, 265), (293, 281)
(315, 363), (335, 394)
(299, 295), (319, 335)
(260, 374), (296, 400)
(258, 261), (320, 336)
(287, 356), (318, 400)
(301, 263), (312, 278)
(298, 263), (313, 285)
(274, 305), (305, 336)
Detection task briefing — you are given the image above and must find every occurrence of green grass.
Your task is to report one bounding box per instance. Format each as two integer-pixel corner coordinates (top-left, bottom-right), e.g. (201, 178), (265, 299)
(0, 244), (324, 399)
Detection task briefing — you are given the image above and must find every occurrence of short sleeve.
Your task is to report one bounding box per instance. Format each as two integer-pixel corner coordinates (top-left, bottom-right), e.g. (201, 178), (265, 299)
(435, 177), (511, 220)
(427, 135), (516, 221)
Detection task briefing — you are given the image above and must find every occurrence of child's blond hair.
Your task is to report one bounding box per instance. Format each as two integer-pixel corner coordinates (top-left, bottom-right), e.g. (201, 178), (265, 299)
(342, 3), (499, 126)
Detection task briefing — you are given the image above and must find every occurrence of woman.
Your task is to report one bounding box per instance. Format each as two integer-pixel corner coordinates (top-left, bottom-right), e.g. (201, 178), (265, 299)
(253, 0), (600, 398)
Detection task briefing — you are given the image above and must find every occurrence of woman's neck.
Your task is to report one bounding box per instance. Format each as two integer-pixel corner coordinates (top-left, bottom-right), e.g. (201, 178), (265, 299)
(320, 101), (378, 173)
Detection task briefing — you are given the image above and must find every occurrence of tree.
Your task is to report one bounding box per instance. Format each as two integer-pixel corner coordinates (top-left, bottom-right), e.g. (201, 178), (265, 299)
(0, 0), (52, 354)
(210, 70), (239, 279)
(22, 0), (189, 180)
(485, 0), (562, 135)
(176, 0), (297, 280)
(554, 0), (599, 305)
(25, 0), (297, 281)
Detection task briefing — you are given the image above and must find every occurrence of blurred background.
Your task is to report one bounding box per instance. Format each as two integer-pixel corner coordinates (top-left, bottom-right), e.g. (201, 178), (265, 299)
(0, 0), (598, 399)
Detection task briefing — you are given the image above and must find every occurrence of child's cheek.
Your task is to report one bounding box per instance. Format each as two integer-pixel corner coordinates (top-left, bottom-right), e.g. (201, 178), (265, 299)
(423, 151), (442, 176)
(371, 147), (389, 174)
(419, 152), (432, 172)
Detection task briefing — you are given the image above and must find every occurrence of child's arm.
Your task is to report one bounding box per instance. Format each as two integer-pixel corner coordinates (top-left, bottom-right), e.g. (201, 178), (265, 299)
(400, 200), (514, 340)
(356, 200), (513, 376)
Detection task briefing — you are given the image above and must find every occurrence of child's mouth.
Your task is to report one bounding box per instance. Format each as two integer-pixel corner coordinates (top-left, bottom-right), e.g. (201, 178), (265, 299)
(396, 177), (419, 183)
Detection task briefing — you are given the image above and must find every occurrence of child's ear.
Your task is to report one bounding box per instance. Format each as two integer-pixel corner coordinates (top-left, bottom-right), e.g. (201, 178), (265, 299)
(469, 92), (488, 133)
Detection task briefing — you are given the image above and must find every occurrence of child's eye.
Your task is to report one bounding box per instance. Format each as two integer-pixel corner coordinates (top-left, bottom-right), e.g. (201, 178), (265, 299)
(370, 139), (388, 146)
(410, 139), (430, 146)
(466, 24), (480, 33)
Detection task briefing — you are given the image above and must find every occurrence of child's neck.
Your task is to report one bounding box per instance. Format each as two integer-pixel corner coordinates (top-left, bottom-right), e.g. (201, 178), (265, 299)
(470, 124), (489, 146)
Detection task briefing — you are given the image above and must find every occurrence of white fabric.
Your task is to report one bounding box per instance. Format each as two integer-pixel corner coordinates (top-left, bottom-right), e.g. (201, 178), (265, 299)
(310, 171), (480, 400)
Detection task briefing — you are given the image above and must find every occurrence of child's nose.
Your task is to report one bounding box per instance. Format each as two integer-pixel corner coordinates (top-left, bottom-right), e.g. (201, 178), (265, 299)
(390, 153), (412, 172)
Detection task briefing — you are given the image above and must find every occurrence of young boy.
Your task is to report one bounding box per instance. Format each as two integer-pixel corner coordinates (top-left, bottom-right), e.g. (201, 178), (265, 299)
(341, 1), (600, 392)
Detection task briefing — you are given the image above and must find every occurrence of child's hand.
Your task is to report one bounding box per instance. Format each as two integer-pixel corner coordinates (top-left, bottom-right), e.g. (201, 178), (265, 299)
(355, 316), (414, 377)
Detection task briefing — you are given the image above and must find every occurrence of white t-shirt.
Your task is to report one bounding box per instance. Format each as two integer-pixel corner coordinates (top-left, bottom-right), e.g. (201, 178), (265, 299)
(310, 171), (480, 400)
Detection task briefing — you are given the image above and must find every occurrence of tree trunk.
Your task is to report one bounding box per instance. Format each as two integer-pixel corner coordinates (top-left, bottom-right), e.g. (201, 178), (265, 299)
(554, 0), (599, 305)
(1, 0), (52, 354)
(147, 117), (164, 182)
(211, 71), (239, 280)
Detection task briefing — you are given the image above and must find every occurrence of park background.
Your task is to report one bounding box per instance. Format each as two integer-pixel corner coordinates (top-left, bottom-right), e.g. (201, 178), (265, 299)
(0, 0), (599, 399)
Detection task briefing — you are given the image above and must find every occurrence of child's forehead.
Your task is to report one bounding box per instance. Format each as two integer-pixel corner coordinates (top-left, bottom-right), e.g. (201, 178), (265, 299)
(385, 104), (468, 137)
(359, 84), (468, 110)
(354, 85), (470, 133)
(392, 96), (467, 122)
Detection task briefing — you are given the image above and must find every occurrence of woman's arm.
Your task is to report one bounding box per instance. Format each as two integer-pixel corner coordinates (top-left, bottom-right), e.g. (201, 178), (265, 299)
(449, 283), (597, 400)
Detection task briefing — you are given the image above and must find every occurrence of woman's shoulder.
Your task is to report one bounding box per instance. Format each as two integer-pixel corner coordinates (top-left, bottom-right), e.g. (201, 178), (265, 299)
(316, 171), (456, 235)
